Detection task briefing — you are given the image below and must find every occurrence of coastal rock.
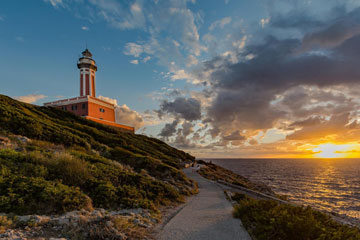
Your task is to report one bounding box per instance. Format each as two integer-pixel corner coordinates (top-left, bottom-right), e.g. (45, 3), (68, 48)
(17, 215), (31, 223)
(32, 215), (50, 224)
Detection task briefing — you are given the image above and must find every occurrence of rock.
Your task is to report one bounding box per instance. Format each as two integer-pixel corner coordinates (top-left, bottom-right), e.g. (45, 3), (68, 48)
(49, 238), (67, 240)
(54, 217), (70, 226)
(106, 221), (113, 228)
(91, 210), (103, 218)
(14, 135), (31, 143)
(32, 215), (50, 224)
(65, 210), (80, 218)
(17, 215), (32, 223)
(138, 222), (151, 228)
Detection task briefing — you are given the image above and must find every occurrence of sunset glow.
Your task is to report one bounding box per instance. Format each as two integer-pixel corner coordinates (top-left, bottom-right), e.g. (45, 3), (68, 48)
(313, 143), (357, 158)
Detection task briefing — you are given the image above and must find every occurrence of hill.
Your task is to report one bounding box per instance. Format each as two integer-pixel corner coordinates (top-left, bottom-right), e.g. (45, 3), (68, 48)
(0, 94), (197, 216)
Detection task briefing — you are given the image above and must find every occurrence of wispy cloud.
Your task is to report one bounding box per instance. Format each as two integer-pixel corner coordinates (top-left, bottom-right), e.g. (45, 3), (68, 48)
(124, 42), (143, 57)
(43, 0), (64, 8)
(130, 59), (139, 64)
(81, 26), (89, 31)
(15, 94), (46, 104)
(143, 56), (151, 63)
(260, 18), (270, 28)
(209, 17), (232, 31)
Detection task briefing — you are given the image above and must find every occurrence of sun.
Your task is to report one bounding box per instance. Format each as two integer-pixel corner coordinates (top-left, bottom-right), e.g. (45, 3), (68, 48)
(313, 143), (355, 158)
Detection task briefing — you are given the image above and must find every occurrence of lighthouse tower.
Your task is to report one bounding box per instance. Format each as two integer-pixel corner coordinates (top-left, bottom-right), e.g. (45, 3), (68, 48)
(78, 49), (97, 97)
(44, 49), (134, 133)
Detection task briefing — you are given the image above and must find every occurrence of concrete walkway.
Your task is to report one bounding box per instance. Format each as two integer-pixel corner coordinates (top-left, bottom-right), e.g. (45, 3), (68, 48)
(158, 168), (251, 240)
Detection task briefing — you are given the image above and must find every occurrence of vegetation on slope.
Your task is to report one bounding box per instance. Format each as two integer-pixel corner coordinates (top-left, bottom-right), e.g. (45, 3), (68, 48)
(0, 95), (197, 215)
(232, 193), (360, 240)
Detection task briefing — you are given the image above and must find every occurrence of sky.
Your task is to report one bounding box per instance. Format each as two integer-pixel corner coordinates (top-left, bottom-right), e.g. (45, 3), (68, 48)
(2, 0), (360, 158)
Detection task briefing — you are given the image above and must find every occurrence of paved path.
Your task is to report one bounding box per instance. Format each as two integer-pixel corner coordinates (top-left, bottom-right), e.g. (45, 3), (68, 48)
(158, 168), (251, 240)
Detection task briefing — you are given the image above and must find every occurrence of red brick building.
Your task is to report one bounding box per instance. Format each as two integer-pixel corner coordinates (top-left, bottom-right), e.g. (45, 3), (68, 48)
(44, 49), (134, 133)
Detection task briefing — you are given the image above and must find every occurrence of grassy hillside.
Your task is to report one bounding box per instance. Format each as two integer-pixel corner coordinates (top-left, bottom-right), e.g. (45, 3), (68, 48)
(0, 94), (196, 215)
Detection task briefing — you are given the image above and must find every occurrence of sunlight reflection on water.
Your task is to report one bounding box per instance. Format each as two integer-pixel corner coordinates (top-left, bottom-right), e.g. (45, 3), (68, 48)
(207, 158), (360, 222)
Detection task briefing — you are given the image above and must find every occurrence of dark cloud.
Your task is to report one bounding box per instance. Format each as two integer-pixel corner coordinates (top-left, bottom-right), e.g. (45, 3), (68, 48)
(158, 119), (179, 138)
(271, 10), (323, 31)
(222, 130), (246, 141)
(158, 97), (201, 121)
(286, 113), (358, 141)
(289, 116), (324, 128)
(156, 3), (360, 153)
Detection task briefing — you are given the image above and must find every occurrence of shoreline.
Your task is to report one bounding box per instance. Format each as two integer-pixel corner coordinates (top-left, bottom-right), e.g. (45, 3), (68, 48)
(197, 159), (360, 229)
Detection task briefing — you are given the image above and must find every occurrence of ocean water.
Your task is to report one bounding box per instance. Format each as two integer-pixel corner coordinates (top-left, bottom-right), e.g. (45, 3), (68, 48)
(206, 158), (360, 223)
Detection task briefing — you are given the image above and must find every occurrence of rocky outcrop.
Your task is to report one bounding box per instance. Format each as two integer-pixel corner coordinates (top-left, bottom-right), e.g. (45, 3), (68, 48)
(0, 208), (158, 240)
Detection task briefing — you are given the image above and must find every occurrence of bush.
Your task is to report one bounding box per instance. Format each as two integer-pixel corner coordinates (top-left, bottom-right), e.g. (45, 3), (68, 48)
(232, 193), (360, 240)
(0, 175), (92, 215)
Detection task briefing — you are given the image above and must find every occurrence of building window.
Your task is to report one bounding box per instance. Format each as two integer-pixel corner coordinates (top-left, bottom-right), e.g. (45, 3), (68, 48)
(72, 105), (78, 111)
(63, 106), (67, 110)
(99, 108), (105, 113)
(82, 103), (86, 109)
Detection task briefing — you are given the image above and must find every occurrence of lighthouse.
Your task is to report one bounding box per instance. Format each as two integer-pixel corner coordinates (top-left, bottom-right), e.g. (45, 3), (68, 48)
(44, 49), (134, 133)
(78, 49), (97, 97)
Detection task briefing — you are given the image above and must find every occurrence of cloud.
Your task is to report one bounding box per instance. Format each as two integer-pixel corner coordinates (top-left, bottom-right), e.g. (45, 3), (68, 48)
(98, 96), (144, 130)
(170, 69), (192, 81)
(260, 18), (270, 28)
(209, 17), (232, 31)
(158, 97), (201, 121)
(130, 59), (139, 64)
(98, 95), (118, 105)
(81, 26), (89, 31)
(91, 0), (146, 30)
(157, 4), (360, 154)
(223, 130), (246, 141)
(143, 56), (151, 63)
(124, 42), (143, 57)
(159, 119), (179, 138)
(286, 113), (360, 142)
(115, 104), (144, 130)
(15, 94), (46, 104)
(186, 55), (198, 67)
(43, 0), (64, 8)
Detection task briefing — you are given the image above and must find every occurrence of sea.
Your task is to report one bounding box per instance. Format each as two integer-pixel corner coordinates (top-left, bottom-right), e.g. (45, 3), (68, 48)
(205, 158), (360, 224)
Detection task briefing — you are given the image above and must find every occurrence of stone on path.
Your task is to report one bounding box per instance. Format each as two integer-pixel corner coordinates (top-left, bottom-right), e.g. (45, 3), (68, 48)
(158, 168), (251, 240)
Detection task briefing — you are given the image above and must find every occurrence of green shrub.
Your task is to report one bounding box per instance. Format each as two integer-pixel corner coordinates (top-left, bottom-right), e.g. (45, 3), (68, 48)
(0, 175), (92, 214)
(232, 193), (360, 240)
